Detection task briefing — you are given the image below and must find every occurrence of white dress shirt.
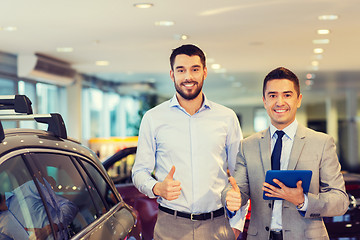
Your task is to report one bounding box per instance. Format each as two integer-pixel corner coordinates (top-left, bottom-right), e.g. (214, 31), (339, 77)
(269, 119), (308, 230)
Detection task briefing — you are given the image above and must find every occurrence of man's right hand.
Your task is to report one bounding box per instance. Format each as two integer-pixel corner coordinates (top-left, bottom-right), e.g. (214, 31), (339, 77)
(225, 176), (241, 211)
(153, 166), (181, 200)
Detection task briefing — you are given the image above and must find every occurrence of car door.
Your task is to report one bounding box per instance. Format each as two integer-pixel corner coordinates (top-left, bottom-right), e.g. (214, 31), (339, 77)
(0, 150), (141, 240)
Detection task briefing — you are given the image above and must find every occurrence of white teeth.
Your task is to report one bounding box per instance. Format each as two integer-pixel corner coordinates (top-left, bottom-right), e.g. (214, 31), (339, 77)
(184, 83), (195, 87)
(275, 110), (286, 113)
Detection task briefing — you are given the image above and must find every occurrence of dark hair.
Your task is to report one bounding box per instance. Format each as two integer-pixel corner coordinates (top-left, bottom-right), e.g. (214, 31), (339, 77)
(170, 44), (206, 70)
(263, 67), (300, 97)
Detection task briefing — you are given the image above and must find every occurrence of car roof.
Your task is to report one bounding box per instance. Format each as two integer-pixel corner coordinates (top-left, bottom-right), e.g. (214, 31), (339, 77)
(0, 128), (97, 161)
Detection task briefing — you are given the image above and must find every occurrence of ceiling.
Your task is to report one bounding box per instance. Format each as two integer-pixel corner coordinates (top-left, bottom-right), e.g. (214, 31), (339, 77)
(1, 0), (360, 107)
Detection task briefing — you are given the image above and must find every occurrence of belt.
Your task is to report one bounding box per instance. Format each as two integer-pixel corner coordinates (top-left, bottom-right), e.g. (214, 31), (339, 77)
(158, 205), (224, 221)
(270, 230), (283, 240)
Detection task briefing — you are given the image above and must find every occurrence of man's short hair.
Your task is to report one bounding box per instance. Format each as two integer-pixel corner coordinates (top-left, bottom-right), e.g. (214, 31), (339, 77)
(263, 67), (300, 97)
(170, 44), (206, 70)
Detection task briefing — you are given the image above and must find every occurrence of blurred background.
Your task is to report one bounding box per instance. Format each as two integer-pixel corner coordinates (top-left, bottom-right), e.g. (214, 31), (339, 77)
(0, 0), (359, 172)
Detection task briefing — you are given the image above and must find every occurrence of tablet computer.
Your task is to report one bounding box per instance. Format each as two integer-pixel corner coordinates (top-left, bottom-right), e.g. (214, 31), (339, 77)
(263, 170), (312, 200)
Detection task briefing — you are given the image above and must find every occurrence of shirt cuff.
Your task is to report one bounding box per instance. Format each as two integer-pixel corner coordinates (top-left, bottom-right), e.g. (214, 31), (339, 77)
(297, 194), (308, 216)
(143, 178), (158, 198)
(225, 204), (237, 218)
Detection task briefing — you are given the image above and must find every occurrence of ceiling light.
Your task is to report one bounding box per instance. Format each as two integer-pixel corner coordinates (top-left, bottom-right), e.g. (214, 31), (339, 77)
(95, 61), (109, 66)
(311, 61), (319, 66)
(317, 29), (330, 35)
(313, 48), (324, 54)
(211, 64), (221, 70)
(174, 34), (189, 40)
(0, 26), (17, 31)
(313, 39), (330, 44)
(134, 3), (153, 9)
(180, 35), (188, 40)
(155, 21), (175, 26)
(56, 47), (74, 53)
(318, 15), (338, 20)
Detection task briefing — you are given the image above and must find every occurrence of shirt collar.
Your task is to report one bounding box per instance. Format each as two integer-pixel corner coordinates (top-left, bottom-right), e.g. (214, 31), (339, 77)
(270, 119), (298, 140)
(169, 93), (211, 112)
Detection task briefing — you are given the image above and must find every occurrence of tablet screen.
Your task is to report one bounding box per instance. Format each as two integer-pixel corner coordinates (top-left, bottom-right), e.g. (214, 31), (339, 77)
(263, 170), (312, 200)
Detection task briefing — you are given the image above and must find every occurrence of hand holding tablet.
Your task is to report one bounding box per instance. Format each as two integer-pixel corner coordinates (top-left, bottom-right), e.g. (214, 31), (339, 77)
(263, 170), (312, 200)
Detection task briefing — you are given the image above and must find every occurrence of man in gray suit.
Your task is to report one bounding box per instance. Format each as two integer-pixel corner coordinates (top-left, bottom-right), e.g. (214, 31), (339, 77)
(222, 67), (349, 240)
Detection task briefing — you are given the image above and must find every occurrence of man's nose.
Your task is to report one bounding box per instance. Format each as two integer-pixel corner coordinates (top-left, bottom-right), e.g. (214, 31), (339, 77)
(276, 96), (285, 105)
(184, 71), (193, 80)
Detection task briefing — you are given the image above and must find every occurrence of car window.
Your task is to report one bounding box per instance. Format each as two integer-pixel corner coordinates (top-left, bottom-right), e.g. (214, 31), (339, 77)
(107, 152), (136, 184)
(79, 159), (119, 209)
(0, 155), (56, 240)
(27, 153), (120, 236)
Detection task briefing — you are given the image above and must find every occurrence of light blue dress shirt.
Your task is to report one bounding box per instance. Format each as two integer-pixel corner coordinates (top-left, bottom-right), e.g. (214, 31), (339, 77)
(132, 94), (247, 228)
(269, 119), (308, 230)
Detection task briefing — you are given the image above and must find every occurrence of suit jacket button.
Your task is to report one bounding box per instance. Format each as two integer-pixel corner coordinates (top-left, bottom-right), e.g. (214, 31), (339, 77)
(265, 227), (269, 231)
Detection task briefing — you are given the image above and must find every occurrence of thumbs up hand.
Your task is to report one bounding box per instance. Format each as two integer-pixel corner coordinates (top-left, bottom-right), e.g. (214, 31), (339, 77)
(153, 166), (181, 201)
(225, 176), (242, 211)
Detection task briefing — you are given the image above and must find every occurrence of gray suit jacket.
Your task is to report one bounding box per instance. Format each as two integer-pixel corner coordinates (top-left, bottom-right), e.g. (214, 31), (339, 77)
(222, 124), (349, 240)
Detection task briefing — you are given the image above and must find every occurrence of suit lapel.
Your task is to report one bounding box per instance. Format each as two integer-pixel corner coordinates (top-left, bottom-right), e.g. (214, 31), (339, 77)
(260, 128), (272, 175)
(287, 124), (306, 170)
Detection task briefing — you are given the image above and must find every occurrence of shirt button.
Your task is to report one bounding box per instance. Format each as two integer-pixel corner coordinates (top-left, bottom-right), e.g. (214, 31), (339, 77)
(265, 226), (269, 231)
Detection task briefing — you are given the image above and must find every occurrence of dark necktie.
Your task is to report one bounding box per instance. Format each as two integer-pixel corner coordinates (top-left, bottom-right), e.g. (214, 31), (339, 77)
(271, 130), (285, 170)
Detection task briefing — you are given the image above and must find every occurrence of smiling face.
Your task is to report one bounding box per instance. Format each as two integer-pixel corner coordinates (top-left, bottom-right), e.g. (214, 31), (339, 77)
(170, 54), (207, 101)
(263, 79), (302, 130)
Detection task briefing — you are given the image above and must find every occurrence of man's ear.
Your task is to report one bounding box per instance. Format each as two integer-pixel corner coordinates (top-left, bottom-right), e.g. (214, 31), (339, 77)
(170, 70), (175, 82)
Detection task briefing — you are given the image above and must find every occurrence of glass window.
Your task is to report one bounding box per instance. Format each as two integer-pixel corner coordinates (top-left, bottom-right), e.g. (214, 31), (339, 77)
(27, 153), (99, 235)
(79, 160), (118, 209)
(18, 81), (37, 129)
(82, 86), (156, 141)
(254, 108), (270, 132)
(25, 153), (119, 237)
(0, 155), (54, 240)
(107, 150), (136, 184)
(36, 83), (67, 130)
(82, 88), (104, 138)
(0, 78), (16, 129)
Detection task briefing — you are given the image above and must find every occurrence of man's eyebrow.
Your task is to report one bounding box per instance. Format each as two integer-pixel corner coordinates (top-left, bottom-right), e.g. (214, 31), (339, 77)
(175, 64), (202, 70)
(267, 90), (293, 95)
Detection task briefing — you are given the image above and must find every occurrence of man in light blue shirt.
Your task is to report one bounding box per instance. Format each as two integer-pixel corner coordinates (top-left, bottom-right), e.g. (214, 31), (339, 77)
(132, 44), (248, 240)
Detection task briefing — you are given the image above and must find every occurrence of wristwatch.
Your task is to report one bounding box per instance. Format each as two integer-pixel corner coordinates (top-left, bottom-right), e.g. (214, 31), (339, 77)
(297, 201), (305, 209)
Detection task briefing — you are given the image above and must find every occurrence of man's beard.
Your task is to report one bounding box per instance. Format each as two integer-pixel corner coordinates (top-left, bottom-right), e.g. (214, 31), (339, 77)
(174, 77), (204, 100)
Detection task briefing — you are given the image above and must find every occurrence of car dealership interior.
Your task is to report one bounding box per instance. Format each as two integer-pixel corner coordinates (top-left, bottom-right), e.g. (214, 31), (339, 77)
(0, 0), (359, 172)
(1, 1), (360, 239)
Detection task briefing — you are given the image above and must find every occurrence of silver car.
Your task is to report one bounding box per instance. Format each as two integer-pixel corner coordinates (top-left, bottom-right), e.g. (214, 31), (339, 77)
(0, 95), (141, 240)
